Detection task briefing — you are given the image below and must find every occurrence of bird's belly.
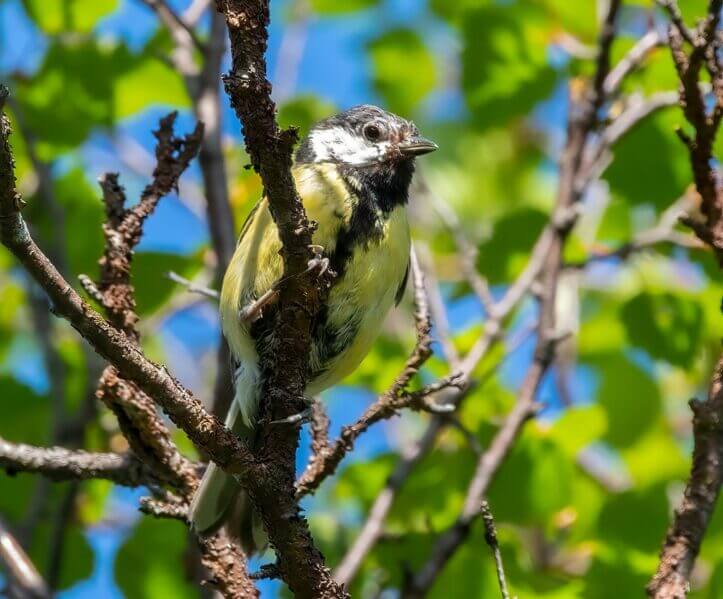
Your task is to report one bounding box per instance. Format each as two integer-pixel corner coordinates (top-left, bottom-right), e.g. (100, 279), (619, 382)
(307, 206), (410, 394)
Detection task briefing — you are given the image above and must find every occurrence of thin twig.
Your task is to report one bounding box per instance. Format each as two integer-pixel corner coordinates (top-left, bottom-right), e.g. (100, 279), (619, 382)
(166, 270), (220, 300)
(480, 501), (511, 599)
(0, 516), (50, 599)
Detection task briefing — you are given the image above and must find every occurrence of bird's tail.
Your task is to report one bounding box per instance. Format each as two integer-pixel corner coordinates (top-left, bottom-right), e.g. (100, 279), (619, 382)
(189, 367), (265, 554)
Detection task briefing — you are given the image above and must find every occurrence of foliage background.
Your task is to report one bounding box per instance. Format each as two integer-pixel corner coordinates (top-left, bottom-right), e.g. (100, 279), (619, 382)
(0, 0), (722, 597)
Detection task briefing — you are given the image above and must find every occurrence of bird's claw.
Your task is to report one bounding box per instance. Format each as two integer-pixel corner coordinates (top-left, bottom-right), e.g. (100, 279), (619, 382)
(307, 256), (330, 277)
(306, 244), (330, 277)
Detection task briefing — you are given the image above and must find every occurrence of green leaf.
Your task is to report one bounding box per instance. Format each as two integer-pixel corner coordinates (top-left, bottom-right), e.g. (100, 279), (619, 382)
(133, 251), (203, 316)
(549, 405), (608, 457)
(621, 292), (704, 367)
(476, 209), (548, 284)
(604, 109), (690, 210)
(582, 545), (656, 599)
(16, 38), (189, 154)
(461, 5), (557, 130)
(0, 377), (50, 519)
(597, 484), (669, 552)
(116, 517), (198, 599)
(538, 0), (598, 42)
(620, 426), (688, 488)
(278, 95), (337, 138)
(367, 29), (436, 116)
(591, 354), (661, 449)
(30, 512), (94, 590)
(310, 0), (378, 13)
(430, 0), (490, 23)
(22, 0), (117, 34)
(16, 40), (126, 154)
(114, 57), (190, 118)
(488, 430), (574, 525)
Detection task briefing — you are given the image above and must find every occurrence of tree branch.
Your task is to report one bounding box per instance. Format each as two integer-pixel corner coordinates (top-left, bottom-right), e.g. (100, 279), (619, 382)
(0, 439), (157, 487)
(0, 85), (255, 500)
(215, 1), (343, 596)
(0, 516), (50, 599)
(649, 2), (723, 596)
(402, 3), (623, 594)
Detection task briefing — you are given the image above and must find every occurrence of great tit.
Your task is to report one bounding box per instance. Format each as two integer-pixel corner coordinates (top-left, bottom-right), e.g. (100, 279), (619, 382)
(190, 104), (437, 552)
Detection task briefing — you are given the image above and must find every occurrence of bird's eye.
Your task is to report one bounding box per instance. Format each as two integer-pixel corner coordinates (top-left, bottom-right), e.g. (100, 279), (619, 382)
(363, 124), (381, 141)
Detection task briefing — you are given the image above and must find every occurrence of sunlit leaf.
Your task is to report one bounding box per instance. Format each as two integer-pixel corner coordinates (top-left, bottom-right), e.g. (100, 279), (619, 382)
(591, 354), (661, 449)
(621, 292), (704, 367)
(461, 4), (557, 130)
(368, 29), (436, 116)
(116, 517), (198, 599)
(310, 0), (378, 14)
(22, 0), (117, 33)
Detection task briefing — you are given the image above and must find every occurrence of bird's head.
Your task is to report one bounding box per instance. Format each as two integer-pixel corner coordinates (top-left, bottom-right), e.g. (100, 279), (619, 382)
(295, 105), (438, 169)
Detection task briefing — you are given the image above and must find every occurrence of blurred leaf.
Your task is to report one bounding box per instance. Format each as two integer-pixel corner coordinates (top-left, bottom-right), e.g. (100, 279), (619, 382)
(430, 0), (489, 23)
(604, 109), (690, 210)
(53, 167), (104, 278)
(30, 511), (93, 590)
(0, 281), (24, 360)
(78, 479), (112, 524)
(461, 5), (557, 130)
(334, 453), (396, 510)
(549, 405), (607, 457)
(0, 377), (50, 519)
(278, 95), (337, 138)
(592, 354), (661, 449)
(476, 209), (548, 284)
(621, 292), (704, 367)
(116, 517), (198, 599)
(390, 450), (475, 531)
(597, 484), (669, 552)
(539, 0), (598, 41)
(488, 429), (574, 525)
(582, 545), (656, 598)
(343, 334), (409, 392)
(16, 38), (188, 154)
(22, 0), (117, 33)
(17, 40), (126, 154)
(133, 251), (202, 316)
(114, 57), (190, 118)
(367, 29), (436, 116)
(310, 0), (378, 13)
(620, 426), (688, 488)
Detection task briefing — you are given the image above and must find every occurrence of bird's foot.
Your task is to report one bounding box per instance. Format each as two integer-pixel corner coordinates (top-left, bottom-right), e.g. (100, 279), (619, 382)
(239, 287), (280, 324)
(306, 244), (330, 277)
(270, 407), (313, 426)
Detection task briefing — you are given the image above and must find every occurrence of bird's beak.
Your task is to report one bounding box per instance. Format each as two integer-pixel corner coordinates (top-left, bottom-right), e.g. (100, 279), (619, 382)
(398, 135), (439, 156)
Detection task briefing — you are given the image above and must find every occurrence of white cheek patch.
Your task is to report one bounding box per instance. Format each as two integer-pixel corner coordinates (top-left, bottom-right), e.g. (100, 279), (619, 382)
(310, 127), (391, 166)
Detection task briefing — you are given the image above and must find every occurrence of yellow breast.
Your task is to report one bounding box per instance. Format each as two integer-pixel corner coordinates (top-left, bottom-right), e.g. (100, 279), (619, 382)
(220, 163), (410, 393)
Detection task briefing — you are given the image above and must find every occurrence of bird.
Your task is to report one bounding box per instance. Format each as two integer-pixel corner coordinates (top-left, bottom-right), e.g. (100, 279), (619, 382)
(189, 104), (438, 552)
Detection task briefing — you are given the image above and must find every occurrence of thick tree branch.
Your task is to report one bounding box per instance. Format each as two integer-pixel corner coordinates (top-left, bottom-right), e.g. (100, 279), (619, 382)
(216, 2), (343, 596)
